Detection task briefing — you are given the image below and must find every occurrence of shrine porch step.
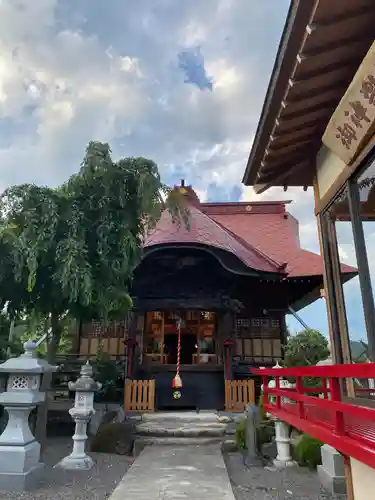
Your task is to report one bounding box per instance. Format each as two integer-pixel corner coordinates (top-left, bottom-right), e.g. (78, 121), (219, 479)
(135, 411), (234, 439)
(134, 435), (224, 450)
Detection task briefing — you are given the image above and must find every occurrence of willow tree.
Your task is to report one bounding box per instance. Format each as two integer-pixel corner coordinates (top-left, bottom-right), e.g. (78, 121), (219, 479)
(0, 141), (188, 361)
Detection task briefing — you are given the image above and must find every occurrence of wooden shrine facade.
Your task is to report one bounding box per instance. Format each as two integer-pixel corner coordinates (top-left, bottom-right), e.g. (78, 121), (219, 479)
(78, 309), (286, 366)
(76, 242), (322, 373)
(72, 182), (340, 409)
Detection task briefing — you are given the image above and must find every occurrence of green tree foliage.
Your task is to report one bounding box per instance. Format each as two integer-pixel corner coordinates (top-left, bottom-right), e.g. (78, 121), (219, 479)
(0, 312), (25, 361)
(0, 311), (11, 361)
(284, 329), (330, 368)
(0, 142), (188, 361)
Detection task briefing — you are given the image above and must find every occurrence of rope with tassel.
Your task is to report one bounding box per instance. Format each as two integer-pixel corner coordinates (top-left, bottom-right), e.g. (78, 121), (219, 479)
(172, 316), (183, 397)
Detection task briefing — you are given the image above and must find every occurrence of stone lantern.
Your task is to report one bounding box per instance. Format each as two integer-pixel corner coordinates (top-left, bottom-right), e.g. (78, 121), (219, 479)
(0, 340), (57, 491)
(262, 361), (295, 468)
(55, 361), (101, 471)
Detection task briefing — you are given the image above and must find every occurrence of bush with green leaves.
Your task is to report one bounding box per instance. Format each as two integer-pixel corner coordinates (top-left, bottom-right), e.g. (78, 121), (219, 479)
(235, 415), (274, 453)
(90, 421), (135, 455)
(235, 417), (247, 450)
(293, 433), (323, 469)
(258, 392), (265, 420)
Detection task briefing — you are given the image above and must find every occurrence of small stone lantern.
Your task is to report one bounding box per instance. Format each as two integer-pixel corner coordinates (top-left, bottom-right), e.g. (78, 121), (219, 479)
(262, 361), (295, 468)
(0, 340), (57, 491)
(55, 361), (101, 470)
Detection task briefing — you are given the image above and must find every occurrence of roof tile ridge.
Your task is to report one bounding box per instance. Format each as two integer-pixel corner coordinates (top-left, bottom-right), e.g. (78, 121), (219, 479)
(199, 207), (285, 272)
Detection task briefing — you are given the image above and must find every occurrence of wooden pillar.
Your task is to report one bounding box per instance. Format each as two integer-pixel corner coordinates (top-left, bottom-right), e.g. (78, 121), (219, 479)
(280, 313), (288, 357)
(221, 311), (234, 376)
(223, 339), (234, 380)
(313, 179), (355, 500)
(313, 179), (352, 366)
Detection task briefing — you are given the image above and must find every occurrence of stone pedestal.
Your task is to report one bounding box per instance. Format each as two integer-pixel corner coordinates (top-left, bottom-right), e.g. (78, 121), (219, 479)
(273, 420), (296, 468)
(317, 444), (346, 495)
(0, 340), (57, 491)
(0, 405), (44, 490)
(56, 414), (95, 470)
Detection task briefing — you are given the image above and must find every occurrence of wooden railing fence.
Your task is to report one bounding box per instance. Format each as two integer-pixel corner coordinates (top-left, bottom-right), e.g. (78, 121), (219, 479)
(124, 379), (156, 412)
(225, 379), (255, 412)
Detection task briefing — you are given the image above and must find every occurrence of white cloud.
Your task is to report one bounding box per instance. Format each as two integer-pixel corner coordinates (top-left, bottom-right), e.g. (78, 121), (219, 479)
(1, 0), (372, 345)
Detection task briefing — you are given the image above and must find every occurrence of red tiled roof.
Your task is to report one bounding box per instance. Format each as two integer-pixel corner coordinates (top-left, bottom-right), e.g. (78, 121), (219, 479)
(144, 204), (282, 273)
(206, 208), (356, 277)
(144, 188), (356, 278)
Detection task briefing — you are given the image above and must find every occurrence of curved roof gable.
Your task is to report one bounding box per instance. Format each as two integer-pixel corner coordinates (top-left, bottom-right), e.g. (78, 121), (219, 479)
(144, 204), (283, 274)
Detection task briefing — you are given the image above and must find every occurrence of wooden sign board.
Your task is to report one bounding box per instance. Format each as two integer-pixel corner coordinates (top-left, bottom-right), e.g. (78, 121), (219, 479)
(323, 41), (375, 165)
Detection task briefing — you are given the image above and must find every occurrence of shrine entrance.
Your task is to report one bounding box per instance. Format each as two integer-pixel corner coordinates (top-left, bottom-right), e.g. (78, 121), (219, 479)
(143, 310), (218, 366)
(164, 333), (196, 365)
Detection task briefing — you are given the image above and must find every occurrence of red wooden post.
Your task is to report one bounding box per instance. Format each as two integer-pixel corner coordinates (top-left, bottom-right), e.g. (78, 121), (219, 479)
(296, 376), (305, 419)
(124, 338), (137, 378)
(330, 376), (345, 435)
(223, 339), (234, 380)
(322, 377), (328, 399)
(275, 375), (281, 410)
(262, 375), (268, 409)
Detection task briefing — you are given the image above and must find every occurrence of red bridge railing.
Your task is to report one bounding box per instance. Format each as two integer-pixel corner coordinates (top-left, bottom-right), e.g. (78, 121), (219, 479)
(251, 363), (375, 470)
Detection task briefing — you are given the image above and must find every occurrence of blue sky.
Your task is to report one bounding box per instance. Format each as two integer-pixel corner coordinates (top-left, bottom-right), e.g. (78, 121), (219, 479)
(0, 0), (369, 344)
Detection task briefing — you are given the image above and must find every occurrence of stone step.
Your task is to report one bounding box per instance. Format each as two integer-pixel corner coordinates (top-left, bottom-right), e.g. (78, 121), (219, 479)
(140, 411), (221, 423)
(136, 423), (227, 438)
(135, 435), (224, 448)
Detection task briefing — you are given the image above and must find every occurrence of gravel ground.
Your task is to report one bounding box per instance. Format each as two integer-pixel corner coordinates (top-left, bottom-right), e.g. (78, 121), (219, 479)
(224, 452), (347, 500)
(0, 437), (135, 500)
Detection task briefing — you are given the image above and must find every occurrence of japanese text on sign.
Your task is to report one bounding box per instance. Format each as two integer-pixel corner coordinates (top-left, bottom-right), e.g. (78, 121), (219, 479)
(323, 41), (375, 165)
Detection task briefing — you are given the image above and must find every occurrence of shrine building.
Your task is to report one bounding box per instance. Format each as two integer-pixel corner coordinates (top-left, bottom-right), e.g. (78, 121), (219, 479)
(78, 181), (354, 411)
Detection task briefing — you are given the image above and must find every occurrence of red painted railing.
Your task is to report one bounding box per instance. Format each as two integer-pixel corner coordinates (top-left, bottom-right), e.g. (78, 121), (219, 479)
(251, 363), (375, 470)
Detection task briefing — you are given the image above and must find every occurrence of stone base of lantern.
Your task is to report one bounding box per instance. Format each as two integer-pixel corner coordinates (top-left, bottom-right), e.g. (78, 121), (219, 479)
(54, 453), (95, 471)
(272, 420), (297, 469)
(0, 441), (44, 491)
(273, 458), (297, 468)
(317, 445), (346, 495)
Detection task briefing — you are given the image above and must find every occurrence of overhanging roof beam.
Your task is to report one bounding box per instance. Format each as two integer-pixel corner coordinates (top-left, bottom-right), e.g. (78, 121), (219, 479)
(308, 4), (375, 29)
(281, 99), (338, 121)
(291, 56), (361, 85)
(265, 141), (312, 159)
(284, 79), (349, 103)
(270, 130), (317, 148)
(299, 31), (375, 60)
(259, 161), (310, 185)
(276, 117), (327, 135)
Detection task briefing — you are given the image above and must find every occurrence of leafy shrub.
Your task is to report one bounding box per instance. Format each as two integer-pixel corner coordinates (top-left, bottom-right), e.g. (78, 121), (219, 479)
(90, 421), (135, 455)
(235, 415), (274, 452)
(235, 417), (247, 450)
(257, 421), (274, 448)
(258, 392), (265, 420)
(293, 433), (323, 469)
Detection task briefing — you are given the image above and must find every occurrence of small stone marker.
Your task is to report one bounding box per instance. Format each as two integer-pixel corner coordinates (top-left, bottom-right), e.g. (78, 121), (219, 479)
(244, 404), (263, 467)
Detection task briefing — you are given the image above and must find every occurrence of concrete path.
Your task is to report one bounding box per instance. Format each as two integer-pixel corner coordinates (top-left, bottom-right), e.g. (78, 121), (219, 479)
(110, 444), (236, 500)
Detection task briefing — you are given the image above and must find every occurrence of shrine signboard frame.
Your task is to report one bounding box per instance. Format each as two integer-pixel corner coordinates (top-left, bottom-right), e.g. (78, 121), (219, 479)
(323, 41), (375, 166)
